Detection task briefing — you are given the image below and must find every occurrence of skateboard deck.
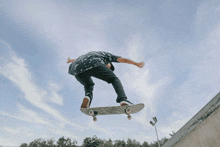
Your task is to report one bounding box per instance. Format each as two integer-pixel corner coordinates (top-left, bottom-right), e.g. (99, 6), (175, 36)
(80, 103), (144, 121)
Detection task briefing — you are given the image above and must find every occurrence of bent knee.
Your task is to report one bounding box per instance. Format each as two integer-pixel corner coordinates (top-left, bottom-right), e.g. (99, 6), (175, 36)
(84, 83), (95, 87)
(107, 76), (119, 84)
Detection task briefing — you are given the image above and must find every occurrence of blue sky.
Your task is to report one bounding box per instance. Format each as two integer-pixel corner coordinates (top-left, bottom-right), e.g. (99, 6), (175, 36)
(0, 0), (220, 146)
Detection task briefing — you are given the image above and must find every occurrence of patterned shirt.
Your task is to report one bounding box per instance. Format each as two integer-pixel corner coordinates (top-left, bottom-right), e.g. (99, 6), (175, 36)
(68, 51), (121, 76)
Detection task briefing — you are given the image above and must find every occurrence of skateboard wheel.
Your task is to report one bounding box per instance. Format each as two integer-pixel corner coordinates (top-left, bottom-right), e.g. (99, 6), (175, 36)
(89, 110), (94, 116)
(127, 115), (132, 120)
(93, 117), (97, 122)
(126, 108), (132, 114)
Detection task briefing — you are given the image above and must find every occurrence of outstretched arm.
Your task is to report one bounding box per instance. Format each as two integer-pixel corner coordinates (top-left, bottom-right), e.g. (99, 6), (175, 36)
(66, 57), (76, 63)
(117, 57), (145, 68)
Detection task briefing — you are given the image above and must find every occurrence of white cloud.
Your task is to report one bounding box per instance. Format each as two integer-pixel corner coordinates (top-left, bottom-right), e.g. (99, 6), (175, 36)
(193, 0), (220, 37)
(3, 0), (107, 58)
(18, 104), (50, 124)
(160, 116), (190, 139)
(4, 127), (21, 134)
(87, 120), (114, 136)
(175, 5), (220, 104)
(123, 34), (172, 126)
(0, 104), (49, 125)
(0, 137), (18, 146)
(159, 0), (220, 139)
(0, 40), (83, 129)
(216, 5), (220, 12)
(47, 82), (63, 105)
(0, 126), (34, 146)
(2, 126), (33, 137)
(48, 126), (80, 140)
(1, 0), (111, 84)
(1, 53), (61, 119)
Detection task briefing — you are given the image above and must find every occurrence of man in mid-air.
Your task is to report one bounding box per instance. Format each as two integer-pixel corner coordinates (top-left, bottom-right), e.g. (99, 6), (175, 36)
(67, 51), (144, 108)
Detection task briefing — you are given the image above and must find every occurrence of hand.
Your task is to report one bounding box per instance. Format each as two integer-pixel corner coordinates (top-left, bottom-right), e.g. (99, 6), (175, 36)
(67, 57), (71, 63)
(106, 63), (111, 69)
(136, 61), (145, 68)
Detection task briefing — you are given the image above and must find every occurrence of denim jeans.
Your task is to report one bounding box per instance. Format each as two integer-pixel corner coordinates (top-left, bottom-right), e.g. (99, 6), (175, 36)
(75, 64), (127, 106)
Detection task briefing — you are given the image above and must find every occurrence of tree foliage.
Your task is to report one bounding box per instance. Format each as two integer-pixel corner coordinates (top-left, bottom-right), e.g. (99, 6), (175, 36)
(20, 137), (77, 147)
(57, 137), (77, 147)
(19, 136), (168, 147)
(114, 140), (126, 147)
(82, 135), (104, 147)
(141, 141), (149, 147)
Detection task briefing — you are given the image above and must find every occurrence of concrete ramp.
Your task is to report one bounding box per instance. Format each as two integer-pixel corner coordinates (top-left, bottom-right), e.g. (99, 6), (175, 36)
(162, 92), (220, 147)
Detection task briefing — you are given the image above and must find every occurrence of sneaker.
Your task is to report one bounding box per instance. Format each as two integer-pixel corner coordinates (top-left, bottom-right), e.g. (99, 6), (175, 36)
(120, 100), (134, 106)
(81, 96), (90, 108)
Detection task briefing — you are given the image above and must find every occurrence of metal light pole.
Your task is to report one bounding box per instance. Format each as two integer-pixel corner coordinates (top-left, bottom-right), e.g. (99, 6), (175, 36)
(150, 117), (160, 147)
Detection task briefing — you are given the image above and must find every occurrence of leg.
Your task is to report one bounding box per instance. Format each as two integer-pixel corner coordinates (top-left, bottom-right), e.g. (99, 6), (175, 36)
(75, 73), (94, 107)
(89, 64), (128, 103)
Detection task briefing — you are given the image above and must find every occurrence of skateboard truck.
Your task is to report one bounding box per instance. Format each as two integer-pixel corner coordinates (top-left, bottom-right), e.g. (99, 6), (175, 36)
(125, 107), (132, 120)
(89, 110), (98, 122)
(89, 108), (132, 121)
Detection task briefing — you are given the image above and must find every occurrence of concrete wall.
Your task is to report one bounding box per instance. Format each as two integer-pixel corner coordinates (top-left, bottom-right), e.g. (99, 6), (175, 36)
(162, 92), (220, 147)
(174, 105), (220, 147)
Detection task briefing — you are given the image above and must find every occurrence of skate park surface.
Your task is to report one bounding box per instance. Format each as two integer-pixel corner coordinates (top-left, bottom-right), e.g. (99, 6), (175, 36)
(162, 92), (220, 147)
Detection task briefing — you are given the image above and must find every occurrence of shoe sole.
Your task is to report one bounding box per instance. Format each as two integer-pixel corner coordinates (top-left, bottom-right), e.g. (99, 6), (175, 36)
(81, 97), (90, 108)
(120, 101), (134, 106)
(120, 103), (128, 106)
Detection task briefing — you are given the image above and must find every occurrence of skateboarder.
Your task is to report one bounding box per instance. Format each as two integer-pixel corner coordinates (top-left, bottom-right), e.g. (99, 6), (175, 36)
(67, 51), (145, 108)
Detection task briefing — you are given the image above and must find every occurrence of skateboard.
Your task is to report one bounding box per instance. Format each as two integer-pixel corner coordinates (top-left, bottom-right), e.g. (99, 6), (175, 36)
(80, 103), (144, 122)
